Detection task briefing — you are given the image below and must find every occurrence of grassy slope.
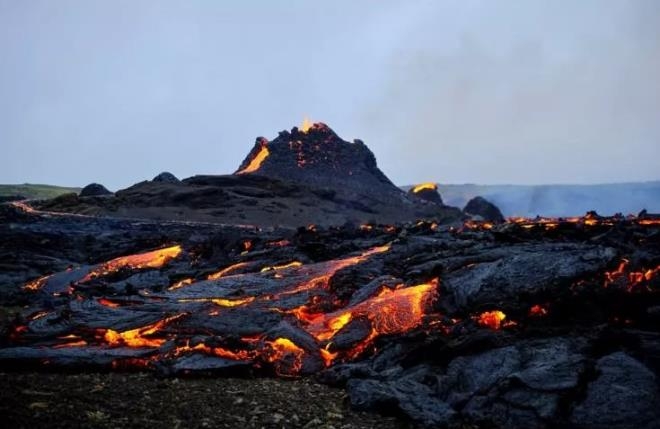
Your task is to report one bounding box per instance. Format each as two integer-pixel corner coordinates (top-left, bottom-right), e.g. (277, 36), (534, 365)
(0, 184), (80, 200)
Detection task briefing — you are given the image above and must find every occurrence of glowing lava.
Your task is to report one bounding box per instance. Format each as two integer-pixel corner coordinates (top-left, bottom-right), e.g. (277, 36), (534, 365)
(476, 310), (507, 330)
(412, 183), (438, 193)
(103, 314), (186, 348)
(604, 259), (660, 292)
(275, 244), (391, 297)
(529, 304), (548, 317)
(265, 337), (306, 376)
(23, 274), (52, 291)
(207, 262), (250, 280)
(236, 143), (270, 175)
(81, 245), (182, 283)
(300, 117), (313, 133)
(260, 261), (303, 272)
(306, 279), (438, 342)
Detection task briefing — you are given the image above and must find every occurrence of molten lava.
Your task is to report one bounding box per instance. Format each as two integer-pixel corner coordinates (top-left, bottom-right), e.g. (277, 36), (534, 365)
(604, 259), (660, 292)
(23, 274), (52, 291)
(81, 245), (182, 283)
(275, 244), (391, 297)
(476, 310), (507, 330)
(306, 279), (438, 343)
(103, 314), (186, 348)
(207, 262), (249, 280)
(412, 183), (438, 193)
(529, 304), (548, 317)
(260, 261), (303, 272)
(236, 144), (270, 175)
(300, 117), (313, 133)
(265, 337), (305, 376)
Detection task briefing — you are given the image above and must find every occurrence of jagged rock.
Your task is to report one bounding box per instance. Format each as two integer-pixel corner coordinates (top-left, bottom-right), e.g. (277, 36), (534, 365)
(152, 172), (180, 183)
(441, 243), (617, 313)
(463, 196), (504, 223)
(439, 337), (587, 428)
(570, 352), (660, 429)
(347, 378), (457, 427)
(79, 183), (112, 197)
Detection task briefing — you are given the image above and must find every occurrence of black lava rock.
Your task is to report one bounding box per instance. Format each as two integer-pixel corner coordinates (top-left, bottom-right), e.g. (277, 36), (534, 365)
(408, 184), (443, 205)
(79, 183), (112, 197)
(152, 172), (180, 184)
(463, 196), (504, 223)
(234, 123), (403, 203)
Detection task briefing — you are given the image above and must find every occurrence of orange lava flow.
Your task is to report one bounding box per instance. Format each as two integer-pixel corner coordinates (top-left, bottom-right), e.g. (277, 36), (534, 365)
(207, 262), (249, 280)
(103, 314), (186, 348)
(173, 342), (255, 361)
(306, 279), (438, 342)
(529, 304), (548, 317)
(261, 261), (303, 272)
(177, 297), (255, 307)
(23, 274), (52, 291)
(168, 278), (194, 291)
(98, 298), (120, 308)
(412, 183), (438, 193)
(476, 310), (507, 330)
(604, 259), (660, 291)
(276, 244), (391, 297)
(236, 145), (270, 174)
(81, 245), (182, 283)
(265, 338), (306, 375)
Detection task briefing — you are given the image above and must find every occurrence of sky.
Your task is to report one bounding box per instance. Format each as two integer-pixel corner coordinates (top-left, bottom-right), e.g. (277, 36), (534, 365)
(1, 0), (659, 190)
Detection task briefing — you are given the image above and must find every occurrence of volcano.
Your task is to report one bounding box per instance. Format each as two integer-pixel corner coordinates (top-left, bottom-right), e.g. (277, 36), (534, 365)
(33, 123), (462, 227)
(236, 122), (403, 203)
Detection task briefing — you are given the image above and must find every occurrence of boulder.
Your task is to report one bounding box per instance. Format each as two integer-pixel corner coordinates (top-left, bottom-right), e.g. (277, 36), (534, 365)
(463, 196), (504, 223)
(79, 183), (112, 197)
(570, 352), (660, 429)
(408, 183), (443, 205)
(152, 172), (180, 184)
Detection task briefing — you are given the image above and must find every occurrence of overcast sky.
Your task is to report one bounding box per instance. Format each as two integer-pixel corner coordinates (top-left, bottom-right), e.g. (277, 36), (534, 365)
(1, 0), (659, 189)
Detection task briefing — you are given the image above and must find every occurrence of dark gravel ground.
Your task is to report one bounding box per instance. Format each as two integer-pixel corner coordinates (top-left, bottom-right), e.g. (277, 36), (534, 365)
(0, 372), (412, 429)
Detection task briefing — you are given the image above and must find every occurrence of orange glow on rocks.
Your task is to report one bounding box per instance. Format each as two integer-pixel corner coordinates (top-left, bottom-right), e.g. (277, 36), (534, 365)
(98, 298), (120, 308)
(168, 277), (194, 291)
(307, 279), (438, 342)
(265, 338), (305, 376)
(276, 244), (391, 297)
(81, 245), (182, 283)
(604, 259), (660, 292)
(177, 297), (255, 307)
(103, 314), (186, 348)
(260, 261), (303, 272)
(207, 262), (249, 280)
(529, 304), (548, 317)
(174, 342), (254, 361)
(477, 310), (507, 330)
(236, 143), (270, 175)
(23, 274), (52, 291)
(412, 183), (438, 193)
(300, 117), (313, 133)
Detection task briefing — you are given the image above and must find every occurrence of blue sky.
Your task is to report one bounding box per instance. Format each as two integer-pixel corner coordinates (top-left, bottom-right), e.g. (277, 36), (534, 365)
(1, 1), (659, 189)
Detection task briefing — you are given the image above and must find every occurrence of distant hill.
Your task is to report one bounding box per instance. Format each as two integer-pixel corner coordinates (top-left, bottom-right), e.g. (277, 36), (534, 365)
(0, 184), (81, 200)
(402, 182), (660, 217)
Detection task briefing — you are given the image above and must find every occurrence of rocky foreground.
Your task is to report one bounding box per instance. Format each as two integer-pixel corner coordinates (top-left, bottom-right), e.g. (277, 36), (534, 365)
(1, 201), (660, 428)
